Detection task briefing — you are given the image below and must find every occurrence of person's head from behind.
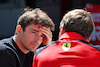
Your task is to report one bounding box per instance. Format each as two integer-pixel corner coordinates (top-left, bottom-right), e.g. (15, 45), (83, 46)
(14, 8), (54, 53)
(59, 9), (94, 41)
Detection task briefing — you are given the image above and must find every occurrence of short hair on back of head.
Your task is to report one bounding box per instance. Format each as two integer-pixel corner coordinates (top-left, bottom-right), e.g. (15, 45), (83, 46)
(60, 9), (94, 40)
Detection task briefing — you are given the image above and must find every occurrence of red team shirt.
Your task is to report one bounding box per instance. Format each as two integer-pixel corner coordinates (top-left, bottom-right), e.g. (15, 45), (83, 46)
(33, 32), (100, 67)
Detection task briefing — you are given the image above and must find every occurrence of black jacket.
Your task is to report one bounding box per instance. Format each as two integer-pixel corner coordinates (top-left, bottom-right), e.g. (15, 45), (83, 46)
(0, 36), (34, 67)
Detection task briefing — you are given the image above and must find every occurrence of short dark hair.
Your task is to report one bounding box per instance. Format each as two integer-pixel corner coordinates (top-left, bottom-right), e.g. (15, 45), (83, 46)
(15, 8), (54, 34)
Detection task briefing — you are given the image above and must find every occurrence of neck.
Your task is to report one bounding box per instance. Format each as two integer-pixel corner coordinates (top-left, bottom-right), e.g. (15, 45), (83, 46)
(13, 35), (29, 54)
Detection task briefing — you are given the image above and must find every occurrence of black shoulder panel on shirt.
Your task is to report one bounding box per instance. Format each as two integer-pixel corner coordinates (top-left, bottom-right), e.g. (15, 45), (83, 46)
(34, 40), (58, 58)
(78, 40), (100, 51)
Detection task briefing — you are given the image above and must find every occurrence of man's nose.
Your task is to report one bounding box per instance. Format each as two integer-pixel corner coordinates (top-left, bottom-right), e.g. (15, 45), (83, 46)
(34, 35), (40, 42)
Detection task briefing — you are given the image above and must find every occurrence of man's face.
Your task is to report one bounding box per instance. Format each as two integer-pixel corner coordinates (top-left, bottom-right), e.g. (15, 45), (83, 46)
(19, 24), (44, 52)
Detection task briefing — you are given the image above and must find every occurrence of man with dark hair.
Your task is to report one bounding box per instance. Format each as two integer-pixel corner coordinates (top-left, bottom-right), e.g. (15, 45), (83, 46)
(0, 8), (54, 67)
(33, 9), (100, 67)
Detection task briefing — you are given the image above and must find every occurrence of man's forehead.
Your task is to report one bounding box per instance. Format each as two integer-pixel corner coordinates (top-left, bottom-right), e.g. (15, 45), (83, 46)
(31, 29), (39, 32)
(40, 25), (50, 28)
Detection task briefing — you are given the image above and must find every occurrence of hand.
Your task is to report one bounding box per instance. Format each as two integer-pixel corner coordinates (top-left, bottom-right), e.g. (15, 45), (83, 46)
(41, 27), (52, 45)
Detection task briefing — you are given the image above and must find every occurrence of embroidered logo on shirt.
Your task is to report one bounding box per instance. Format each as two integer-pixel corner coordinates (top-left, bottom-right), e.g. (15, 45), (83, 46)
(62, 42), (71, 51)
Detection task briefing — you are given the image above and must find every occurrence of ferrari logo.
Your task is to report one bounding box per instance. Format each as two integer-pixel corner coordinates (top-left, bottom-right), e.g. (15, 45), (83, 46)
(62, 42), (71, 51)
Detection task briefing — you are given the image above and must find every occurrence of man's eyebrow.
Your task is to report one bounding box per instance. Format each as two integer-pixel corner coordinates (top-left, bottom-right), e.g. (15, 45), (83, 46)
(30, 29), (39, 32)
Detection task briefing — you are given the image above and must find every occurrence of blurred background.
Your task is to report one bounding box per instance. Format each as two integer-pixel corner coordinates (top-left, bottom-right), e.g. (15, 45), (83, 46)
(0, 0), (100, 45)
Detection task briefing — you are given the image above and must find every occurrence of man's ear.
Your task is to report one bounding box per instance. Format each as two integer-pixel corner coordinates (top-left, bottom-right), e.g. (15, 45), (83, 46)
(60, 27), (65, 36)
(16, 25), (22, 35)
(86, 36), (91, 42)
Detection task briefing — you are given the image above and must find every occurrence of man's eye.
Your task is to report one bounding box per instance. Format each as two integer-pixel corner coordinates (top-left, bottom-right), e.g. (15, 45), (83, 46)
(32, 32), (35, 33)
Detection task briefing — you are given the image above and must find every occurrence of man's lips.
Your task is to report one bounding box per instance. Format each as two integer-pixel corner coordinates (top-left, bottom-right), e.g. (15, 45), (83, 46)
(32, 43), (38, 46)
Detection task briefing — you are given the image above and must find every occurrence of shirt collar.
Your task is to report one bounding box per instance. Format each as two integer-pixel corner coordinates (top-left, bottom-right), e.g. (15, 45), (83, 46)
(59, 32), (85, 41)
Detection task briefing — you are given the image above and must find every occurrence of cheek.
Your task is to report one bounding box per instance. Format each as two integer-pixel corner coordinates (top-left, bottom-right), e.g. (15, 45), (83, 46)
(24, 32), (35, 39)
(20, 34), (28, 43)
(40, 37), (43, 42)
(20, 32), (31, 43)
